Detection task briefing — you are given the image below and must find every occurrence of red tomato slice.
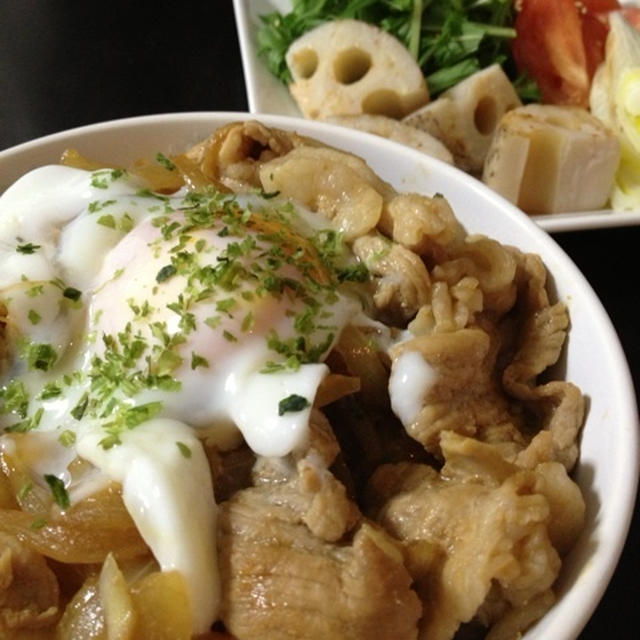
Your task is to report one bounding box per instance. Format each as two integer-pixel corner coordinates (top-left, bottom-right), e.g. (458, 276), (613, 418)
(512, 0), (620, 107)
(581, 0), (620, 10)
(623, 8), (640, 29)
(582, 11), (612, 78)
(582, 1), (622, 77)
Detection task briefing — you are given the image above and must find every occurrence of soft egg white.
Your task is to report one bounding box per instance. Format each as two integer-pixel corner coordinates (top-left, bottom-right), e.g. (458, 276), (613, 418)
(0, 164), (360, 633)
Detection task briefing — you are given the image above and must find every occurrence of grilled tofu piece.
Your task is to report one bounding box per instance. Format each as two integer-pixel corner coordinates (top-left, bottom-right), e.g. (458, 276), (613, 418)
(483, 104), (620, 214)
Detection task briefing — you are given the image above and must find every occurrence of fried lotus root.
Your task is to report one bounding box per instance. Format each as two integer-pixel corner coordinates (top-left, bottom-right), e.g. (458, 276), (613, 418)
(285, 19), (429, 120)
(366, 430), (584, 640)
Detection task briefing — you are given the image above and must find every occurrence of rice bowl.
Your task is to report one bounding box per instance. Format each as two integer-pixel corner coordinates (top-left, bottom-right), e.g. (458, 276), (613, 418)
(0, 112), (637, 640)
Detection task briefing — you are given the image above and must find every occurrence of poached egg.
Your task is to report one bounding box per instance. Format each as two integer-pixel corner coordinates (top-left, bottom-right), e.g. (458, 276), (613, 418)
(0, 163), (359, 631)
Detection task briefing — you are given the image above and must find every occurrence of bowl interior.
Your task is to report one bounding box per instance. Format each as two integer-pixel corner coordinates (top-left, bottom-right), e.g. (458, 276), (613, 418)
(1, 112), (637, 640)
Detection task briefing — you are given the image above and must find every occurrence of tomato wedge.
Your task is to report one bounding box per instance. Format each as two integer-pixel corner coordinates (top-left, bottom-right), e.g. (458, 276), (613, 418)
(512, 0), (621, 107)
(623, 7), (640, 29)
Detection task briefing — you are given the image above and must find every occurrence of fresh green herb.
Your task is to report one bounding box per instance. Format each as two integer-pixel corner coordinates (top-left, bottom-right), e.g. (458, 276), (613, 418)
(30, 516), (47, 530)
(205, 316), (221, 329)
(150, 348), (183, 376)
(48, 278), (82, 306)
(97, 401), (164, 450)
(16, 242), (41, 254)
(44, 474), (70, 509)
(28, 309), (41, 325)
(119, 213), (135, 232)
(215, 298), (237, 315)
(241, 311), (255, 332)
(257, 0), (534, 98)
(166, 295), (196, 333)
(278, 393), (310, 416)
(128, 298), (152, 319)
(264, 329), (335, 372)
(98, 430), (122, 450)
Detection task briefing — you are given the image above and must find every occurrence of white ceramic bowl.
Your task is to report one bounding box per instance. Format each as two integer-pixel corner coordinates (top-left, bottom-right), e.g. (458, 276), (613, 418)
(0, 112), (637, 640)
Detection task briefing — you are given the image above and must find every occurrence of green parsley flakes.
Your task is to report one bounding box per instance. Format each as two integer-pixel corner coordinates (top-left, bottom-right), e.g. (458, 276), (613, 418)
(18, 340), (58, 372)
(278, 394), (310, 416)
(190, 352), (209, 370)
(30, 516), (47, 530)
(16, 242), (41, 254)
(156, 152), (176, 171)
(176, 441), (192, 458)
(63, 286), (82, 302)
(44, 474), (70, 509)
(17, 480), (33, 502)
(0, 380), (29, 418)
(91, 168), (125, 189)
(58, 429), (77, 447)
(156, 264), (177, 282)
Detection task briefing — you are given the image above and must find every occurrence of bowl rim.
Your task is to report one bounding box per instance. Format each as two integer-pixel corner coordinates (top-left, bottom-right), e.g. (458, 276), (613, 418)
(1, 110), (638, 639)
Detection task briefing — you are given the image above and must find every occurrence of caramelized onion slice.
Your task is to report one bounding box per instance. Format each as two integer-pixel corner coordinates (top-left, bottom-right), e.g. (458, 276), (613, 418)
(0, 485), (148, 564)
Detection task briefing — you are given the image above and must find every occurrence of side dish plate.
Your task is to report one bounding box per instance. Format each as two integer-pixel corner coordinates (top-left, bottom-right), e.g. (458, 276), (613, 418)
(232, 0), (640, 233)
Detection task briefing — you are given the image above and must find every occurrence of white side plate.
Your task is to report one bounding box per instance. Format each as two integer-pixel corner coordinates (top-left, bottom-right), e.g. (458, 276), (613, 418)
(232, 0), (640, 232)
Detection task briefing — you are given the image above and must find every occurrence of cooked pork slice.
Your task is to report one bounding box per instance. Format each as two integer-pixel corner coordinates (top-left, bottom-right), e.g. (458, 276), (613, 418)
(366, 430), (576, 640)
(218, 446), (421, 640)
(183, 120), (317, 192)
